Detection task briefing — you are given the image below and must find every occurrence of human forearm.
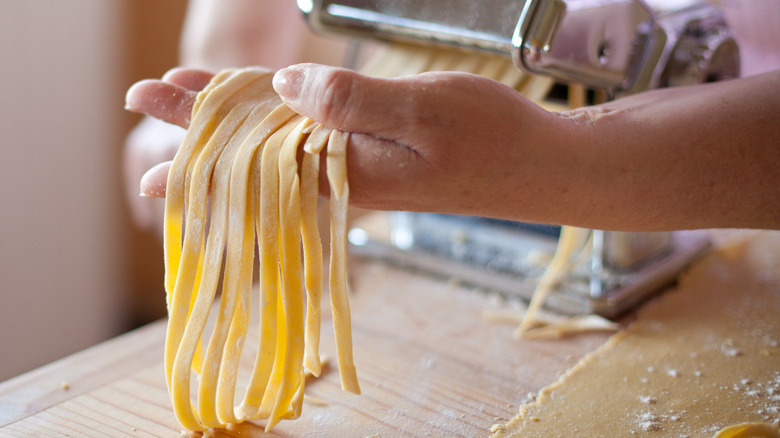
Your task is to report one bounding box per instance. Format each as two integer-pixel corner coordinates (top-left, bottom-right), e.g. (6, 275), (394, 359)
(128, 65), (779, 232)
(272, 65), (779, 231)
(554, 70), (780, 230)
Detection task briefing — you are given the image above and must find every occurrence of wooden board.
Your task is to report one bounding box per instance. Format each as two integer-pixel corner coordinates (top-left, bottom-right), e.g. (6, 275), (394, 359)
(493, 230), (780, 436)
(0, 257), (612, 437)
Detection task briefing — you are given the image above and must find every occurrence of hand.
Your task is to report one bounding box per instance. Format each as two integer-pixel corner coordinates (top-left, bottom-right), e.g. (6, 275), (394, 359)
(126, 65), (780, 230)
(123, 116), (184, 232)
(125, 68), (215, 203)
(271, 64), (564, 219)
(274, 64), (780, 231)
(126, 64), (568, 224)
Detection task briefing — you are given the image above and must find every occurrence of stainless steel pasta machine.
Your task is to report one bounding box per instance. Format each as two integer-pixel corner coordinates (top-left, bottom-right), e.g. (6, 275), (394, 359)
(298, 0), (740, 317)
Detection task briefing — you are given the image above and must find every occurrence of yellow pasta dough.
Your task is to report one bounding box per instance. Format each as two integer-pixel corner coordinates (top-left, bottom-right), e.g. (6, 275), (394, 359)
(161, 45), (558, 433)
(492, 232), (780, 437)
(162, 68), (357, 432)
(713, 422), (780, 438)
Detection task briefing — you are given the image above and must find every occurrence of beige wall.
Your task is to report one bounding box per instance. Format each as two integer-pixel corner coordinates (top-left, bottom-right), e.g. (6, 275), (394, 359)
(0, 0), (185, 381)
(0, 0), (351, 381)
(122, 0), (190, 329)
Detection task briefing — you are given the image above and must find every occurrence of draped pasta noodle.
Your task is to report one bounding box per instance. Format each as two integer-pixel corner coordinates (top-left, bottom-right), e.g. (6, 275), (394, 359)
(515, 85), (596, 338)
(164, 70), (261, 385)
(162, 44), (561, 433)
(265, 117), (313, 427)
(162, 68), (349, 433)
(326, 130), (360, 395)
(235, 107), (298, 421)
(515, 226), (593, 337)
(300, 126), (332, 377)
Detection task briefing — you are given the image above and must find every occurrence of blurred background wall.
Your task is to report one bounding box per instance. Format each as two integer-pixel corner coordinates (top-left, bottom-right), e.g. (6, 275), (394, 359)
(0, 0), (350, 382)
(0, 0), (186, 381)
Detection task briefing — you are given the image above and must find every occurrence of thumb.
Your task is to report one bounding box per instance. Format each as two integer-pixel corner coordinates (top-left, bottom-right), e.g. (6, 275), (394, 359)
(272, 63), (417, 136)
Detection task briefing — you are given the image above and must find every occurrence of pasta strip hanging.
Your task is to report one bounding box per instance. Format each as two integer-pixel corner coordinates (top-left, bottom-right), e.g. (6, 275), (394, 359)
(160, 40), (561, 434)
(199, 100), (282, 427)
(171, 103), (259, 430)
(266, 118), (316, 430)
(233, 106), (298, 420)
(165, 70), (274, 404)
(514, 226), (592, 337)
(165, 70), (263, 305)
(327, 130), (361, 395)
(300, 126), (332, 377)
(170, 80), (280, 429)
(250, 118), (303, 423)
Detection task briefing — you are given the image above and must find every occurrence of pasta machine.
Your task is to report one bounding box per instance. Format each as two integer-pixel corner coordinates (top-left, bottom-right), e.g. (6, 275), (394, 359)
(298, 0), (740, 317)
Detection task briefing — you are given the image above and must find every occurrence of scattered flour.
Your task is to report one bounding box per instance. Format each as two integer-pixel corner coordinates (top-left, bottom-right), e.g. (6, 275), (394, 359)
(639, 395), (658, 405)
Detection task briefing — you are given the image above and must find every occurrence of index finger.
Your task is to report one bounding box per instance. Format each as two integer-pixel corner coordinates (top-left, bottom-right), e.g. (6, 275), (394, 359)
(125, 80), (199, 129)
(161, 68), (214, 92)
(125, 68), (215, 129)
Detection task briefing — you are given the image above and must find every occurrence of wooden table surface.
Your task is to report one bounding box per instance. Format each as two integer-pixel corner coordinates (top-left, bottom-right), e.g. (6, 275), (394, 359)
(0, 258), (613, 437)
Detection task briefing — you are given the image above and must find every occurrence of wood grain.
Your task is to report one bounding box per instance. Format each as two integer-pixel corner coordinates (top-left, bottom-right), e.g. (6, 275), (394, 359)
(0, 320), (165, 426)
(0, 259), (612, 437)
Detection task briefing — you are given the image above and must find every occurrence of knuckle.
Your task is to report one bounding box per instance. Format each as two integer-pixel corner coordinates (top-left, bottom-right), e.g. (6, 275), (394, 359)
(313, 69), (356, 127)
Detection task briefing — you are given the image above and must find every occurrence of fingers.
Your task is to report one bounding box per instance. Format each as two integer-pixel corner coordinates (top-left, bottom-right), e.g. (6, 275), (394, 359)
(161, 67), (214, 91)
(125, 68), (214, 129)
(271, 63), (516, 153)
(125, 80), (198, 129)
(124, 117), (184, 226)
(271, 64), (486, 210)
(272, 64), (429, 140)
(140, 161), (172, 198)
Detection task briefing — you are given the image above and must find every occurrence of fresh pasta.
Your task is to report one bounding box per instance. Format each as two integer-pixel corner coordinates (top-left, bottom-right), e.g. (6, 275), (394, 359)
(161, 45), (563, 433)
(162, 68), (357, 432)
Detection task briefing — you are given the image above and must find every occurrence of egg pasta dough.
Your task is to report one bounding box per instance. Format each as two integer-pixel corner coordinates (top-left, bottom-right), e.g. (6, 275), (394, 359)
(163, 68), (358, 432)
(162, 45), (561, 433)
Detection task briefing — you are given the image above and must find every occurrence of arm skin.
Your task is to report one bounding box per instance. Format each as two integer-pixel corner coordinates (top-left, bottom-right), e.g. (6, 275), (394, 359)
(127, 66), (780, 232)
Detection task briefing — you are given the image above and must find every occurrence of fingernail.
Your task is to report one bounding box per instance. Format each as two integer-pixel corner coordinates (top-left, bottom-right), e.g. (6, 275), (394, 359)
(124, 80), (150, 113)
(273, 66), (304, 101)
(139, 162), (169, 198)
